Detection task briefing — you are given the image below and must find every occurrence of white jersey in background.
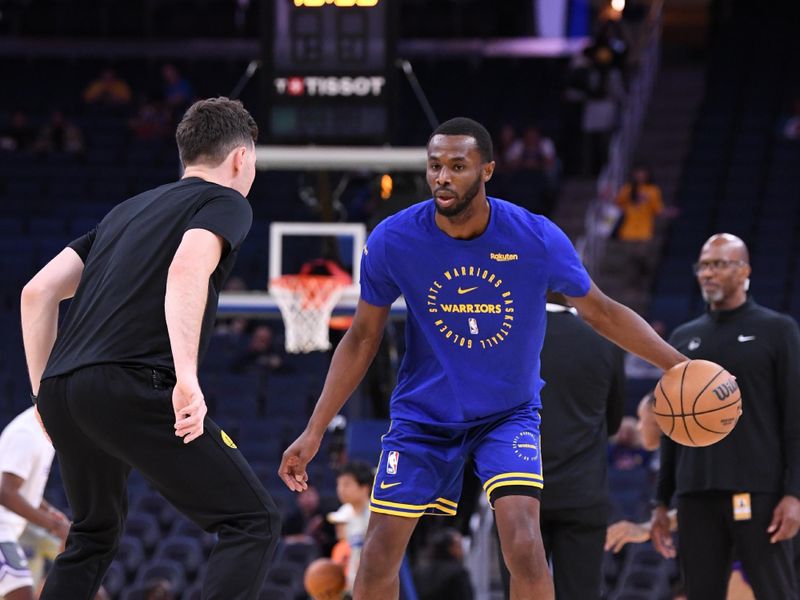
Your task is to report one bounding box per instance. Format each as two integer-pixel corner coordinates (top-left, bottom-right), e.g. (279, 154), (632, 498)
(0, 407), (54, 542)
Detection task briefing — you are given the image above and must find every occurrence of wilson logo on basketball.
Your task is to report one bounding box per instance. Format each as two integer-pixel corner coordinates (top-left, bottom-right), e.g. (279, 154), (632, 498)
(712, 379), (739, 401)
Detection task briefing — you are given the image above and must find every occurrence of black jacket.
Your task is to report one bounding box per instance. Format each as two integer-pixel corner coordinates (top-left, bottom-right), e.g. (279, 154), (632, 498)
(657, 298), (800, 503)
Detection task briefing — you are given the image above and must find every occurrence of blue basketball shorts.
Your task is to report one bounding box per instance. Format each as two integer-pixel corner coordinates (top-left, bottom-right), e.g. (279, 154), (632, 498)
(369, 405), (543, 518)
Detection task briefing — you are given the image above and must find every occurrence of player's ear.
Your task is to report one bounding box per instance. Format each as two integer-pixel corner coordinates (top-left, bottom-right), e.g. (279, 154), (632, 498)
(232, 145), (247, 175)
(483, 160), (495, 182)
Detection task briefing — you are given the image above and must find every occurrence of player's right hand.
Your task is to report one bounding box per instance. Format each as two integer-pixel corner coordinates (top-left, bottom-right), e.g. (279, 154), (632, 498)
(279, 430), (321, 492)
(172, 378), (207, 444)
(650, 506), (676, 558)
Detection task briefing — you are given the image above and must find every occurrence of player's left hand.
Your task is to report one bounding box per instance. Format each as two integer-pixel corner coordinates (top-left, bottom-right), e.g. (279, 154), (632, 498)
(768, 495), (800, 543)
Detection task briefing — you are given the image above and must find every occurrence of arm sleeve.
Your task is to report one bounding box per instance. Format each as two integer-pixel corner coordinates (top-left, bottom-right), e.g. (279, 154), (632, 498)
(777, 316), (800, 497)
(186, 191), (253, 256)
(605, 345), (626, 436)
(544, 219), (591, 297)
(0, 430), (36, 481)
(359, 222), (401, 307)
(67, 228), (97, 262)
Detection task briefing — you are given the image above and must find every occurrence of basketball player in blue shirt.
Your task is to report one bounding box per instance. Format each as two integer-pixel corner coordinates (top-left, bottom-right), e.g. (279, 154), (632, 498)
(280, 118), (687, 599)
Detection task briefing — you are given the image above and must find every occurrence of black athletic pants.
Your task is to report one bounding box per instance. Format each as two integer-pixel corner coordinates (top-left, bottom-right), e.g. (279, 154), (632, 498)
(677, 491), (797, 600)
(37, 364), (281, 600)
(540, 505), (607, 600)
(497, 504), (607, 600)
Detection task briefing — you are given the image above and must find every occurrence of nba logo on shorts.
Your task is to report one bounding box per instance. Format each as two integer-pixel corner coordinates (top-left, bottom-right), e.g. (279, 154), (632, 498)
(387, 451), (399, 475)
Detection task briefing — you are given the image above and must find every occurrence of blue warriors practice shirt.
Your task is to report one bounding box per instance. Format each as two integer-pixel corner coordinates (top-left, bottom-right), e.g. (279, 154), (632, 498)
(360, 197), (591, 426)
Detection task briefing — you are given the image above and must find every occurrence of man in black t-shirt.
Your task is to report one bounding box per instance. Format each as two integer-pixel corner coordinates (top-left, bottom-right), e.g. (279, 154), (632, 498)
(20, 97), (280, 600)
(651, 233), (800, 600)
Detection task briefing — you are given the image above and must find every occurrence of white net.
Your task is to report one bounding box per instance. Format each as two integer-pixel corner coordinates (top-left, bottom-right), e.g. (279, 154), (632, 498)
(270, 275), (349, 353)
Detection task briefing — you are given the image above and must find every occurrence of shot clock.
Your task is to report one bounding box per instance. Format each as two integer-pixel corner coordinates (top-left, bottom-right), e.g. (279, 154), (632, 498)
(264, 0), (396, 144)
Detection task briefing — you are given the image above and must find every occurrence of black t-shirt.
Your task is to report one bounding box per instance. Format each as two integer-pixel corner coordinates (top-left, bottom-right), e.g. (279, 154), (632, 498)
(42, 177), (252, 380)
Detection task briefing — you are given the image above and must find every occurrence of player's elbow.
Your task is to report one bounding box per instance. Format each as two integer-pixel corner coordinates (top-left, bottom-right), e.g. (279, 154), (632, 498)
(21, 278), (56, 308)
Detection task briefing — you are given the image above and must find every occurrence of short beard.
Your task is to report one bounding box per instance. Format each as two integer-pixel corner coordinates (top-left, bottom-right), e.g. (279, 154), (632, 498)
(435, 175), (483, 219)
(701, 288), (724, 304)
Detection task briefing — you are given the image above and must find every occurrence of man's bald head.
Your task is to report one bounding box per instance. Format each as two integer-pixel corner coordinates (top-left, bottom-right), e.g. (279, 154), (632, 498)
(696, 232), (751, 310)
(700, 233), (750, 264)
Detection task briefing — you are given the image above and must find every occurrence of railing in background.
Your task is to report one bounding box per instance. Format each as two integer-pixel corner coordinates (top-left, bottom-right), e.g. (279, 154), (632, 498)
(582, 0), (665, 275)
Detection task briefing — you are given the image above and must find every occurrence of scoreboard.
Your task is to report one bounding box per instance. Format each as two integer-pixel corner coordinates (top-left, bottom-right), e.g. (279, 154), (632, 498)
(264, 0), (396, 144)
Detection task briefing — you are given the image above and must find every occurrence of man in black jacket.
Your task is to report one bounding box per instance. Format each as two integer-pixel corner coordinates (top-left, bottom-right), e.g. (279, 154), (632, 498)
(499, 292), (625, 599)
(651, 233), (800, 599)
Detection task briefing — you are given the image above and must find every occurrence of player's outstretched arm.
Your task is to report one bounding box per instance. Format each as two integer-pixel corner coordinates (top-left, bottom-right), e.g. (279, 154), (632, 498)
(21, 248), (85, 396)
(567, 281), (687, 371)
(165, 229), (224, 444)
(279, 300), (390, 492)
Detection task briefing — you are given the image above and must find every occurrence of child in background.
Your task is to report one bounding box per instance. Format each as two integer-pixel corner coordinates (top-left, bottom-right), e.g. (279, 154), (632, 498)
(334, 462), (373, 592)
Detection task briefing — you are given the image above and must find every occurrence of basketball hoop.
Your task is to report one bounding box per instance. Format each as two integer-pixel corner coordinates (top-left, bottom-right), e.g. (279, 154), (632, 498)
(270, 275), (349, 353)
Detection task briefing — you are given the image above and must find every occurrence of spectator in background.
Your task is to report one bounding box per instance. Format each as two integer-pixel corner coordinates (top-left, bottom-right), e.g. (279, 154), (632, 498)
(613, 165), (673, 310)
(0, 407), (70, 600)
(283, 484), (335, 555)
(129, 97), (171, 141)
(232, 324), (284, 373)
(519, 126), (557, 175)
(33, 111), (85, 156)
(565, 22), (627, 176)
(592, 5), (630, 76)
(143, 578), (175, 600)
(636, 393), (662, 452)
(519, 126), (559, 203)
(162, 64), (194, 114)
(614, 164), (664, 243)
(494, 124), (523, 172)
(335, 462), (372, 593)
(0, 111), (35, 152)
(82, 68), (132, 107)
(413, 528), (474, 600)
(327, 503), (354, 582)
(608, 416), (655, 521)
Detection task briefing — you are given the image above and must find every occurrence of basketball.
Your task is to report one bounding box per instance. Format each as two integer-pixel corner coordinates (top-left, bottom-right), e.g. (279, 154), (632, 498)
(303, 558), (346, 600)
(653, 359), (742, 447)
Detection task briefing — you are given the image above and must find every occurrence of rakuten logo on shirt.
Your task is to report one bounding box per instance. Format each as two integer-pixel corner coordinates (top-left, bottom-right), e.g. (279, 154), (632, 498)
(274, 76), (386, 97)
